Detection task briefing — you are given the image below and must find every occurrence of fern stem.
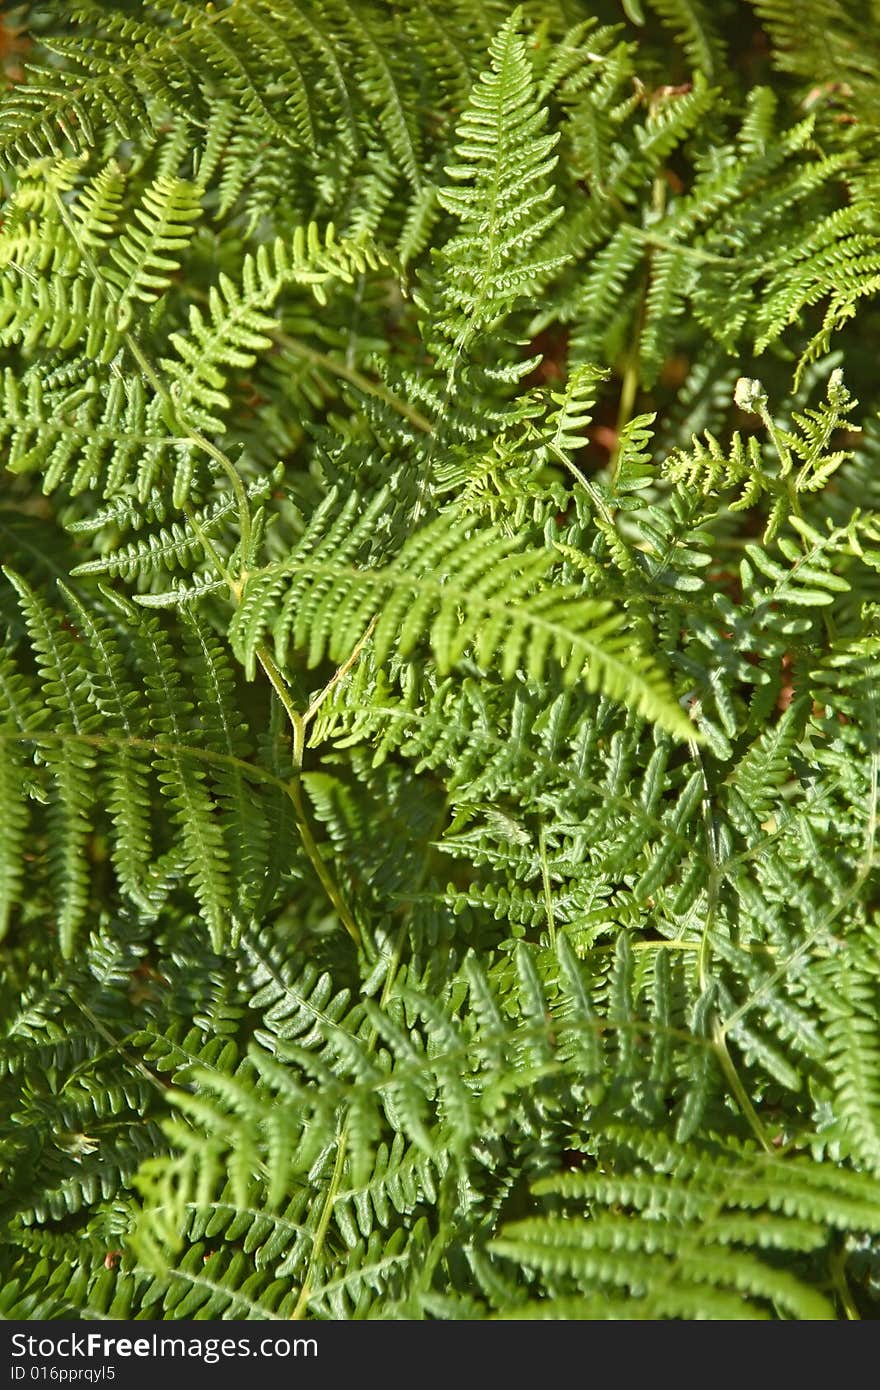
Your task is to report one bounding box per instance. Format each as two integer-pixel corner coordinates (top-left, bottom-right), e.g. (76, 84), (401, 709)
(273, 331), (433, 434)
(303, 615), (379, 727)
(694, 739), (716, 999)
(860, 745), (879, 880)
(70, 998), (168, 1097)
(290, 1116), (349, 1320)
(763, 408), (806, 534)
(0, 728), (293, 793)
(181, 500), (234, 586)
(712, 1028), (773, 1153)
(256, 645), (362, 947)
(538, 822), (556, 949)
(256, 645), (306, 759)
(830, 1242), (861, 1320)
(635, 229), (727, 264)
(547, 442), (616, 527)
(286, 778), (361, 947)
(608, 351), (640, 494)
(592, 938), (777, 954)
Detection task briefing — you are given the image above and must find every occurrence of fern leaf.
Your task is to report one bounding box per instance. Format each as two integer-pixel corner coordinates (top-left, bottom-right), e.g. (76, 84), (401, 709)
(434, 9), (566, 356)
(105, 173), (203, 326)
(232, 508), (695, 738)
(4, 570), (96, 955)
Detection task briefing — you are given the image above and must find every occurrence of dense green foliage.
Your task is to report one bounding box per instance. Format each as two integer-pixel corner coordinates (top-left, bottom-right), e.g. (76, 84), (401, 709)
(3, 0), (880, 1320)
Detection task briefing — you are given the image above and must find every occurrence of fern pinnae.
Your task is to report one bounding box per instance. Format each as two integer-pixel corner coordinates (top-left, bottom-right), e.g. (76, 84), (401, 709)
(55, 582), (155, 911)
(4, 0), (880, 1323)
(106, 593), (233, 950)
(180, 612), (268, 933)
(0, 654), (32, 943)
(433, 8), (566, 361)
(4, 569), (97, 955)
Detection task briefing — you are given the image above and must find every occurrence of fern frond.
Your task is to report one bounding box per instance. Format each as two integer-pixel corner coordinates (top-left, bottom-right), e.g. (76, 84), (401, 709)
(433, 9), (566, 358)
(0, 576), (285, 952)
(231, 505), (695, 738)
(161, 224), (386, 434)
(4, 570), (97, 955)
(104, 173), (203, 327)
(5, 0), (880, 1325)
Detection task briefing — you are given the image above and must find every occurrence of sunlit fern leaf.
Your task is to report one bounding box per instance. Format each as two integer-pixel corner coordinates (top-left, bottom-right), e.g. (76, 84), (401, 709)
(4, 570), (97, 955)
(0, 651), (32, 943)
(161, 224), (387, 435)
(432, 8), (567, 360)
(490, 1138), (880, 1319)
(230, 506), (696, 738)
(103, 173), (203, 329)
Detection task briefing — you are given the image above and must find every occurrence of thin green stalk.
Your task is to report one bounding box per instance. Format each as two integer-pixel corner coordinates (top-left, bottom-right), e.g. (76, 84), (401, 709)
(693, 736), (773, 1153)
(757, 399), (805, 533)
(538, 822), (556, 950)
(303, 615), (378, 726)
(290, 1115), (350, 1321)
(608, 168), (665, 488)
(635, 229), (727, 263)
(256, 644), (361, 948)
(609, 354), (640, 493)
(275, 331), (434, 434)
(286, 778), (361, 948)
(830, 1242), (861, 1320)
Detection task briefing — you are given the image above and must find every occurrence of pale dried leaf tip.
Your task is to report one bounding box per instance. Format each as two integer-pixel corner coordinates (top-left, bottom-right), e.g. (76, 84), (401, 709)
(734, 376), (768, 414)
